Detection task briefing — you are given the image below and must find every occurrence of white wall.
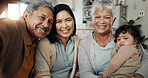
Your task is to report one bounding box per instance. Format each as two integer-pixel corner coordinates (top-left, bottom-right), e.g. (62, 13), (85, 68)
(55, 0), (83, 28)
(126, 0), (148, 46)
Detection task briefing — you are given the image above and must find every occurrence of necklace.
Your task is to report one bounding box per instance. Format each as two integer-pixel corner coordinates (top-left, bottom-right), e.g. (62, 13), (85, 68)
(94, 31), (111, 47)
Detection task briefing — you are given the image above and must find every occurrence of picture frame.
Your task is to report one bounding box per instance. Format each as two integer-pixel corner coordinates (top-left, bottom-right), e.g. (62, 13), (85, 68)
(118, 0), (125, 5)
(121, 5), (128, 17)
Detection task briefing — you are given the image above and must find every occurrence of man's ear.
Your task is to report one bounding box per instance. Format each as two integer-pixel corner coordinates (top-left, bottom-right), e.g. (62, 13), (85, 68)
(112, 17), (116, 26)
(23, 11), (30, 20)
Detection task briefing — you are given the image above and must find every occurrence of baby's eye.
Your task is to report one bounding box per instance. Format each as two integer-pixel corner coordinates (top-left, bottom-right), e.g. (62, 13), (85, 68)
(117, 38), (120, 41)
(124, 38), (128, 40)
(105, 17), (111, 19)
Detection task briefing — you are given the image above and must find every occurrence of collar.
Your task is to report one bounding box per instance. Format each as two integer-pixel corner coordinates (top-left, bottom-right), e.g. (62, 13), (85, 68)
(27, 33), (37, 48)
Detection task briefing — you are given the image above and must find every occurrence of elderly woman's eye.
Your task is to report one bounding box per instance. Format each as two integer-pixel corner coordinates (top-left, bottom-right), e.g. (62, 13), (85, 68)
(105, 17), (111, 19)
(95, 16), (100, 18)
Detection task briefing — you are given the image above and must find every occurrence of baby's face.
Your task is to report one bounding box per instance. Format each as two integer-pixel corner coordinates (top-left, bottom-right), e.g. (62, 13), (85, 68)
(116, 32), (136, 48)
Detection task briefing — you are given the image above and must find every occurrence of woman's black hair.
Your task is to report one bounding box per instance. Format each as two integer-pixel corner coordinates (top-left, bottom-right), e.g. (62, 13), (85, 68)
(114, 25), (145, 44)
(47, 4), (76, 43)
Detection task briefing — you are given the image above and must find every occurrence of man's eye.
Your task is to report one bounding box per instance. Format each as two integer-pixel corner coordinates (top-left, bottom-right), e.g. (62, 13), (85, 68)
(40, 16), (45, 20)
(48, 20), (53, 24)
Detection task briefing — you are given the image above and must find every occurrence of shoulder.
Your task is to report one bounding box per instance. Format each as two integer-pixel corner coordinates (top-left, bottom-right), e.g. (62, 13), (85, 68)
(38, 37), (55, 49)
(78, 35), (92, 50)
(0, 18), (17, 30)
(0, 18), (23, 45)
(0, 18), (17, 28)
(79, 35), (91, 44)
(73, 35), (81, 43)
(37, 37), (56, 60)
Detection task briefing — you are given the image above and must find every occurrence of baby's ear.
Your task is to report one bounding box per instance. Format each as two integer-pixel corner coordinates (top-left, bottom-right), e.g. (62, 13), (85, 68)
(134, 38), (139, 44)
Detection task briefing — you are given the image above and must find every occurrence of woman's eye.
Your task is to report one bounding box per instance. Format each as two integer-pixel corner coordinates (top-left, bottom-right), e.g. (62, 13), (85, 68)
(56, 20), (61, 23)
(66, 17), (73, 21)
(105, 17), (111, 19)
(67, 19), (72, 21)
(95, 16), (100, 18)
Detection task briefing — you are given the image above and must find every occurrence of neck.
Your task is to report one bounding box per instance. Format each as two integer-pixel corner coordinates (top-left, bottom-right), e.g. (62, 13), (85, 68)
(59, 37), (69, 49)
(93, 31), (113, 47)
(29, 34), (36, 42)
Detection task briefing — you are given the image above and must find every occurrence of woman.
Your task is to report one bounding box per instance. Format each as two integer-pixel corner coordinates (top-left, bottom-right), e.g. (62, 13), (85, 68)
(34, 4), (80, 78)
(78, 0), (148, 78)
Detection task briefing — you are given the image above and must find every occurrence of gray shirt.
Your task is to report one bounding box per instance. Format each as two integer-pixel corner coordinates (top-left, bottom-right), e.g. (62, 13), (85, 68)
(50, 37), (74, 78)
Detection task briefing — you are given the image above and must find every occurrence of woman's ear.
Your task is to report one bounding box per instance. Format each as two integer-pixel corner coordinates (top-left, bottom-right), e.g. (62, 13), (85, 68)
(112, 17), (116, 26)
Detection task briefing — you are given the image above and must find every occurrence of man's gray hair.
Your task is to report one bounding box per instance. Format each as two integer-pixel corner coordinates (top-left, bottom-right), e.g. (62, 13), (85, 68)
(25, 0), (54, 15)
(91, 0), (116, 23)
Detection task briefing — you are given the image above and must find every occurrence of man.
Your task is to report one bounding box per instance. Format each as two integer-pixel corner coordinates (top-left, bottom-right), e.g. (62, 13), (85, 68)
(0, 0), (54, 78)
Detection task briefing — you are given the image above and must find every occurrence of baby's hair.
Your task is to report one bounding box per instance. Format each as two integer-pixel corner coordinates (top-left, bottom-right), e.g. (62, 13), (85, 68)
(114, 25), (145, 44)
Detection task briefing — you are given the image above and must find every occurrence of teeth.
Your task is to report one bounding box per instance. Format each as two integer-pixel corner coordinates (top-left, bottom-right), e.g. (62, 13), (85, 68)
(62, 30), (68, 33)
(38, 28), (45, 32)
(41, 29), (45, 32)
(98, 26), (105, 29)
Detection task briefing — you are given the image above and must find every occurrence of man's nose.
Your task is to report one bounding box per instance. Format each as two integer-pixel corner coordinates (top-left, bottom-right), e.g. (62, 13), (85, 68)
(42, 20), (49, 28)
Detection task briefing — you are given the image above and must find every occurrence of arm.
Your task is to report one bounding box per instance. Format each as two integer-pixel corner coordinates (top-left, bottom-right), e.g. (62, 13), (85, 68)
(102, 46), (137, 78)
(34, 49), (51, 78)
(0, 39), (1, 51)
(78, 39), (98, 78)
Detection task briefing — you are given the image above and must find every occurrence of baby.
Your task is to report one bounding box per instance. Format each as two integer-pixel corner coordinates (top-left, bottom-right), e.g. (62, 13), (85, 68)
(101, 25), (145, 78)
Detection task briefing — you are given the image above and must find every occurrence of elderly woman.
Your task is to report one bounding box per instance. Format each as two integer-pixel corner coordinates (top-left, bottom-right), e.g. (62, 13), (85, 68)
(78, 0), (148, 78)
(34, 4), (80, 78)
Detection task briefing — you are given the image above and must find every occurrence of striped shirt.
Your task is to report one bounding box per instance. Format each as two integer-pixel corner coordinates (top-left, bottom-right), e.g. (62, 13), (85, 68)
(102, 45), (140, 77)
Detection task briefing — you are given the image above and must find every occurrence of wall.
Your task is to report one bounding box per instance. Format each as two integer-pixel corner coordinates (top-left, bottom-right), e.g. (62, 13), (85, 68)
(55, 0), (83, 28)
(126, 0), (148, 45)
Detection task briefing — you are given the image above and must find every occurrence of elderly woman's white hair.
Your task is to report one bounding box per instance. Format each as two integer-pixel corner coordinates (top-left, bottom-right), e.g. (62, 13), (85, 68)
(91, 0), (116, 23)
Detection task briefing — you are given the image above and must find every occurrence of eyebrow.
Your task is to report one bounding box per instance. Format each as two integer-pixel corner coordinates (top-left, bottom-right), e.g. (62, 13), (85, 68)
(40, 13), (46, 17)
(66, 17), (73, 20)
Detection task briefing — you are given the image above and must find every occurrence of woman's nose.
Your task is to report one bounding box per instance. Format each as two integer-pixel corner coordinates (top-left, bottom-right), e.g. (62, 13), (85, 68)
(99, 18), (105, 23)
(62, 21), (67, 28)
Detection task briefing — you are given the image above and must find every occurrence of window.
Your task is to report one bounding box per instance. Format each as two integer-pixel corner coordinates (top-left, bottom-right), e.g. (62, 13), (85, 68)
(0, 2), (28, 20)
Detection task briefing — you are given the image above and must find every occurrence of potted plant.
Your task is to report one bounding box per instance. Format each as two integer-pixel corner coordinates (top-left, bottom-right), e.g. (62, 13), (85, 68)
(121, 16), (148, 49)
